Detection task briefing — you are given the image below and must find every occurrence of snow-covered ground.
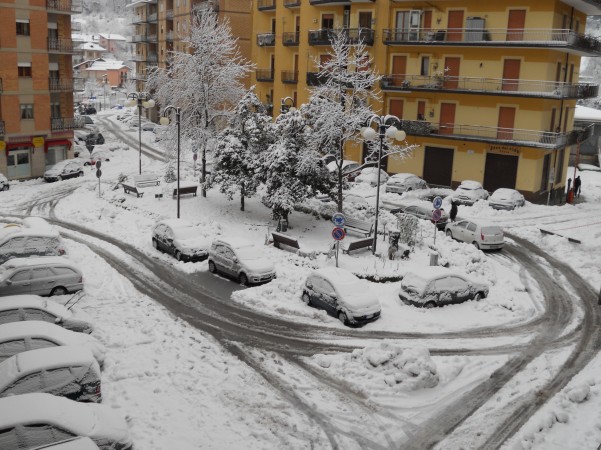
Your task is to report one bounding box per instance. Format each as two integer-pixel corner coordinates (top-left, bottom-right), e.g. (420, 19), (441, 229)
(1, 108), (601, 449)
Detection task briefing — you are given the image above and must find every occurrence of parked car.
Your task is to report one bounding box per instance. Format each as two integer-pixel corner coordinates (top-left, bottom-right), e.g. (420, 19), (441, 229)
(85, 132), (105, 145)
(302, 267), (381, 326)
(320, 154), (336, 167)
(33, 436), (100, 449)
(84, 106), (97, 115)
(80, 148), (111, 167)
(0, 295), (94, 333)
(451, 180), (489, 206)
(44, 160), (84, 182)
(152, 219), (210, 262)
(445, 219), (505, 250)
(488, 188), (525, 210)
(354, 167), (389, 186)
(208, 237), (276, 285)
(83, 116), (94, 125)
(0, 257), (83, 297)
(326, 160), (362, 181)
(0, 346), (101, 402)
(398, 266), (489, 308)
(141, 122), (156, 131)
(390, 202), (449, 230)
(0, 219), (65, 264)
(0, 393), (133, 449)
(0, 173), (9, 191)
(0, 321), (105, 365)
(385, 173), (428, 194)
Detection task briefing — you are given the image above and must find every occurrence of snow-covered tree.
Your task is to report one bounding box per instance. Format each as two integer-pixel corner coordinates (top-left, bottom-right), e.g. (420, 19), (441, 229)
(210, 87), (274, 211)
(147, 6), (253, 196)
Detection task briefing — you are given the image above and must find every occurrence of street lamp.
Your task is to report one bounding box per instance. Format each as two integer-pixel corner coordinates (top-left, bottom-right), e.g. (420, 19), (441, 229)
(125, 92), (155, 175)
(280, 96), (295, 114)
(160, 106), (181, 219)
(361, 114), (406, 255)
(102, 75), (108, 111)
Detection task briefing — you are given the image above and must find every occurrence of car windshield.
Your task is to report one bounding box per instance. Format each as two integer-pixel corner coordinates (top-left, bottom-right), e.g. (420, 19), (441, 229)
(172, 227), (198, 240)
(401, 273), (429, 296)
(482, 226), (503, 235)
(236, 246), (260, 260)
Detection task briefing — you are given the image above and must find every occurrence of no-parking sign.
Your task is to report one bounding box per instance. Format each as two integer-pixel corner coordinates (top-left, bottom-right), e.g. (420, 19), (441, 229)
(332, 227), (346, 241)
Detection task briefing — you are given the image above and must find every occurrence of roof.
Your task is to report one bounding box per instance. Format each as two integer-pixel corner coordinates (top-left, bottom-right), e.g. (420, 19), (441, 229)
(98, 33), (127, 41)
(0, 295), (66, 315)
(575, 105), (601, 123)
(1, 256), (75, 270)
(81, 42), (106, 52)
(458, 180), (483, 189)
(86, 60), (129, 71)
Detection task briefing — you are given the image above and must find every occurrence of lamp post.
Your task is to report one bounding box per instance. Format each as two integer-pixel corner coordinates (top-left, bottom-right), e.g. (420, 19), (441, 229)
(102, 75), (108, 111)
(125, 92), (155, 175)
(280, 96), (295, 114)
(160, 106), (181, 219)
(361, 115), (406, 255)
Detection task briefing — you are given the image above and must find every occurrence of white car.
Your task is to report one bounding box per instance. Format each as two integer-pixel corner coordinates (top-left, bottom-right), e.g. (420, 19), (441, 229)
(445, 219), (505, 250)
(354, 167), (389, 186)
(488, 188), (525, 210)
(0, 173), (9, 192)
(385, 173), (428, 194)
(0, 393), (133, 449)
(208, 237), (276, 285)
(326, 160), (361, 181)
(451, 180), (489, 206)
(302, 267), (381, 326)
(141, 122), (156, 131)
(152, 219), (210, 262)
(34, 437), (100, 449)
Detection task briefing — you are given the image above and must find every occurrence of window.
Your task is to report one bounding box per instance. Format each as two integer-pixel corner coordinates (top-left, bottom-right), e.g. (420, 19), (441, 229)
(555, 148), (565, 184)
(16, 20), (30, 36)
(467, 223), (477, 232)
(10, 270), (31, 282)
(23, 309), (56, 323)
(29, 338), (57, 351)
(20, 104), (34, 119)
(0, 340), (27, 361)
(6, 372), (43, 396)
(0, 310), (22, 325)
(50, 102), (61, 119)
(421, 57), (430, 76)
(18, 65), (32, 77)
(0, 237), (25, 249)
(0, 428), (19, 449)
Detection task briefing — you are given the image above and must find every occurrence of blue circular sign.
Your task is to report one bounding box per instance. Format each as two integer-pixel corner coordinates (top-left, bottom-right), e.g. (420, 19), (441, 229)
(433, 196), (443, 210)
(332, 227), (346, 241)
(332, 213), (346, 227)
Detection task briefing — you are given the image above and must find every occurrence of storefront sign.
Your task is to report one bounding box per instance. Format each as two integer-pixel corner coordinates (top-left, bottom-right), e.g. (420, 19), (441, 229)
(32, 137), (45, 148)
(489, 145), (521, 156)
(0, 142), (5, 152)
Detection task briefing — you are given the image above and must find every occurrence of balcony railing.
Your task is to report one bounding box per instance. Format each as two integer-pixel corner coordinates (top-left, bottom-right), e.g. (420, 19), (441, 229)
(284, 0), (301, 7)
(382, 28), (601, 55)
(51, 117), (85, 132)
(282, 32), (299, 46)
(49, 78), (74, 91)
(130, 53), (158, 62)
(257, 33), (276, 47)
(345, 28), (375, 45)
(0, 78), (2, 93)
(397, 119), (579, 149)
(256, 69), (274, 82)
(131, 74), (147, 82)
(257, 0), (276, 10)
(165, 31), (175, 41)
(147, 12), (158, 22)
(281, 70), (298, 83)
(48, 38), (77, 53)
(47, 0), (83, 13)
(310, 0), (373, 4)
(308, 29), (334, 46)
(0, 121), (4, 136)
(308, 28), (374, 46)
(71, 21), (82, 32)
(166, 10), (174, 20)
(381, 74), (600, 99)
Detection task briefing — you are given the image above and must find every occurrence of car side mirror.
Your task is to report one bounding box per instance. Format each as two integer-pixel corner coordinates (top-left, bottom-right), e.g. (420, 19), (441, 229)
(5, 280), (11, 285)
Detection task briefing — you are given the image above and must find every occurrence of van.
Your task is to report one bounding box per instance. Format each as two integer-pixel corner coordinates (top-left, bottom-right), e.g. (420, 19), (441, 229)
(0, 257), (83, 297)
(0, 346), (102, 402)
(0, 218), (65, 264)
(208, 237), (276, 285)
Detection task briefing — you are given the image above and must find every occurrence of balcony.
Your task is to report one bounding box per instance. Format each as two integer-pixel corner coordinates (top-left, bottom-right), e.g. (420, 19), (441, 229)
(0, 121), (4, 136)
(380, 74), (599, 99)
(397, 119), (579, 149)
(256, 69), (274, 82)
(0, 78), (2, 93)
(257, 0), (276, 10)
(166, 10), (174, 20)
(345, 28), (375, 46)
(308, 29), (333, 46)
(131, 74), (148, 82)
(46, 0), (83, 14)
(130, 53), (158, 63)
(71, 21), (82, 32)
(49, 78), (74, 92)
(165, 31), (175, 41)
(382, 28), (601, 56)
(281, 70), (298, 84)
(284, 0), (301, 7)
(308, 28), (374, 46)
(306, 72), (327, 86)
(310, 0), (373, 5)
(257, 33), (276, 47)
(282, 32), (299, 46)
(129, 34), (157, 43)
(147, 12), (158, 23)
(51, 117), (85, 132)
(48, 38), (77, 54)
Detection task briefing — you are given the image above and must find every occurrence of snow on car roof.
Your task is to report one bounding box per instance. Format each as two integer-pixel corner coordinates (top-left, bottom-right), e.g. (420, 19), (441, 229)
(404, 266), (463, 281)
(390, 173), (418, 180)
(1, 256), (76, 269)
(0, 221), (60, 241)
(32, 436), (100, 450)
(213, 236), (253, 249)
(491, 188), (519, 197)
(313, 266), (360, 285)
(0, 321), (86, 343)
(458, 180), (483, 189)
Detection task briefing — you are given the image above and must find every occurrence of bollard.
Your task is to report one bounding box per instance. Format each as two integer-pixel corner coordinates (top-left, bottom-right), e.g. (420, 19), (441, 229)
(429, 251), (439, 266)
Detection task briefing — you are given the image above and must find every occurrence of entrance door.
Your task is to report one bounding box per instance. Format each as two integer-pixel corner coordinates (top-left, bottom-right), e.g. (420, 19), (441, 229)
(502, 59), (520, 91)
(423, 146), (454, 187)
(359, 11), (372, 29)
(392, 56), (407, 86)
(7, 149), (32, 179)
(443, 57), (460, 89)
(484, 153), (519, 192)
(447, 11), (464, 41)
(439, 103), (456, 135)
(497, 107), (516, 140)
(389, 99), (403, 118)
(507, 10), (526, 41)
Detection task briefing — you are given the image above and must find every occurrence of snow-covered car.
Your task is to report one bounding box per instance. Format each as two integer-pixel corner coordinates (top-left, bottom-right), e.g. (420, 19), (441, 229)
(0, 295), (94, 334)
(0, 173), (9, 192)
(35, 437), (100, 449)
(208, 237), (276, 285)
(152, 219), (210, 262)
(0, 393), (133, 449)
(343, 192), (376, 209)
(0, 346), (101, 402)
(43, 160), (84, 182)
(0, 219), (65, 264)
(488, 188), (525, 210)
(0, 321), (105, 365)
(302, 267), (381, 326)
(141, 122), (156, 131)
(85, 132), (105, 145)
(385, 173), (428, 194)
(80, 148), (111, 167)
(398, 266), (489, 308)
(0, 257), (83, 297)
(326, 160), (361, 181)
(390, 202), (449, 230)
(354, 167), (389, 186)
(451, 180), (489, 206)
(445, 219), (505, 250)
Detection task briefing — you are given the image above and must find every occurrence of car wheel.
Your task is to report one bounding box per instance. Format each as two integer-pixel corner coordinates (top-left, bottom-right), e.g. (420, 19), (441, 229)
(50, 286), (68, 296)
(175, 251), (183, 262)
(446, 230), (453, 238)
(474, 292), (483, 302)
(338, 311), (348, 325)
(302, 293), (311, 306)
(472, 241), (480, 250)
(78, 171), (84, 177)
(424, 301), (436, 309)
(2, 185), (8, 191)
(239, 272), (248, 286)
(208, 260), (216, 273)
(57, 175), (63, 181)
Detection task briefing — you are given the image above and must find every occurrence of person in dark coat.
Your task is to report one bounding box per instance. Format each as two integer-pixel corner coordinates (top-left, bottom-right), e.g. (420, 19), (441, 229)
(574, 176), (582, 198)
(450, 201), (458, 222)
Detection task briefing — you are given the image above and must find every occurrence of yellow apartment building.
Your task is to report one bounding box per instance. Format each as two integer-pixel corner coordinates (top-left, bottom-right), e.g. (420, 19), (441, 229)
(0, 0), (83, 181)
(252, 0), (601, 203)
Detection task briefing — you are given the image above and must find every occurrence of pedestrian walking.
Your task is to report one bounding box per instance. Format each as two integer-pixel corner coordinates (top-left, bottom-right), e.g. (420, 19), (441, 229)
(574, 176), (582, 198)
(450, 201), (458, 222)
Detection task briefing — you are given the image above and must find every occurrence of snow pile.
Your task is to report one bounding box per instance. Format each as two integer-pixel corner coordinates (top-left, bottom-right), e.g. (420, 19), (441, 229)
(312, 342), (439, 394)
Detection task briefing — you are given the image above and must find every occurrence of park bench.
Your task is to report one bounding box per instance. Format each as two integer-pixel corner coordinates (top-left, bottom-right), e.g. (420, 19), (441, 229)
(133, 173), (160, 188)
(343, 237), (372, 254)
(172, 185), (198, 198)
(122, 183), (144, 198)
(344, 217), (374, 237)
(272, 232), (300, 251)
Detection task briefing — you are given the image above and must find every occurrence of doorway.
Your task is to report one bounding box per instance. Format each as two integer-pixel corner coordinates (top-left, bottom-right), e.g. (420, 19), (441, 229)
(497, 107), (516, 140)
(443, 57), (460, 89)
(439, 103), (456, 135)
(484, 153), (518, 192)
(7, 148), (32, 179)
(423, 146), (454, 186)
(507, 10), (526, 41)
(447, 11), (464, 41)
(502, 59), (520, 91)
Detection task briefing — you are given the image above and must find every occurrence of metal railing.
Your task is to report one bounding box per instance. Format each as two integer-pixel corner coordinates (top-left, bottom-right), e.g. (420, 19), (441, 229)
(71, 21), (81, 32)
(48, 38), (76, 53)
(130, 53), (158, 62)
(257, 0), (276, 10)
(46, 0), (83, 13)
(0, 78), (2, 93)
(166, 10), (174, 20)
(382, 28), (601, 55)
(165, 31), (175, 41)
(0, 121), (4, 136)
(256, 69), (274, 82)
(309, 28), (374, 46)
(257, 33), (276, 47)
(380, 74), (599, 99)
(51, 117), (85, 131)
(345, 28), (375, 45)
(284, 0), (301, 7)
(147, 12), (158, 22)
(49, 78), (74, 91)
(282, 32), (299, 46)
(281, 70), (298, 83)
(306, 71), (327, 86)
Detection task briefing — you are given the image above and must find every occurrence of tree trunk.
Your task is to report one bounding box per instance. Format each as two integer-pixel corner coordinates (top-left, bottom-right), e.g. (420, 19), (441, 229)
(337, 139), (343, 213)
(240, 182), (245, 211)
(201, 147), (207, 198)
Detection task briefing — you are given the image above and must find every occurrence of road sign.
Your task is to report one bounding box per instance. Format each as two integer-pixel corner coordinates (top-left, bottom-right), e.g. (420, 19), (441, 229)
(332, 227), (346, 241)
(433, 196), (443, 209)
(193, 153), (198, 161)
(432, 209), (442, 222)
(96, 169), (102, 178)
(332, 212), (346, 227)
(96, 160), (102, 170)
